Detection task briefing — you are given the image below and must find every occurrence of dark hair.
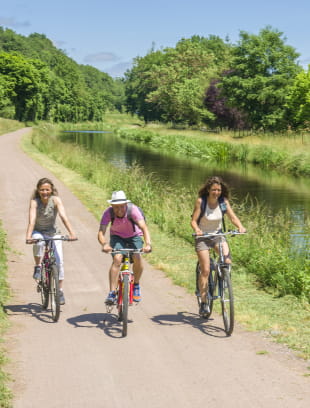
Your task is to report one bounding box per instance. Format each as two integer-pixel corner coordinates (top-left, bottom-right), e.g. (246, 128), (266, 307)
(32, 178), (58, 199)
(198, 176), (230, 199)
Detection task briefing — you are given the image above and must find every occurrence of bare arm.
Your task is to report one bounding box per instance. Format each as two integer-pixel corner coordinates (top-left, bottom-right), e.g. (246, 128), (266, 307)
(54, 196), (77, 239)
(135, 219), (152, 252)
(190, 198), (203, 235)
(225, 199), (246, 233)
(98, 224), (111, 253)
(26, 199), (38, 242)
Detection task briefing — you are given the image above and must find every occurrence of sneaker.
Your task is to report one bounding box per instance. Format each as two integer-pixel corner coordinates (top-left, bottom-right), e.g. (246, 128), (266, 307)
(199, 302), (210, 318)
(133, 284), (141, 302)
(59, 290), (65, 305)
(105, 291), (116, 305)
(33, 266), (41, 280)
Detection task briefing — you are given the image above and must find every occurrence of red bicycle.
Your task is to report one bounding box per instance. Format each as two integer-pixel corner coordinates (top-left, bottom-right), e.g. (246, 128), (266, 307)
(106, 248), (143, 337)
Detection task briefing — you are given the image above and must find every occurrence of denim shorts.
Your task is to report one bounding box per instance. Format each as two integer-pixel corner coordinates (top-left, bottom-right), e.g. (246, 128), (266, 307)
(110, 235), (143, 255)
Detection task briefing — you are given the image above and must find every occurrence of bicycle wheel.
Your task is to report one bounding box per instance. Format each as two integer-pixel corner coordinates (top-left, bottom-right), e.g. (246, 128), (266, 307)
(121, 274), (129, 337)
(207, 261), (216, 317)
(50, 264), (60, 322)
(221, 267), (234, 335)
(195, 262), (201, 308)
(40, 264), (49, 309)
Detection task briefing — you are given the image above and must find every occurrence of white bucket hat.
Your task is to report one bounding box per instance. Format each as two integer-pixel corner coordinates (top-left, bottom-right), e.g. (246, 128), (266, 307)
(107, 190), (131, 204)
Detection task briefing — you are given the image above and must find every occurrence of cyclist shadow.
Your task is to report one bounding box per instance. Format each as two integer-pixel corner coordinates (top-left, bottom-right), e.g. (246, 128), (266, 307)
(66, 312), (132, 339)
(4, 303), (60, 324)
(151, 311), (228, 338)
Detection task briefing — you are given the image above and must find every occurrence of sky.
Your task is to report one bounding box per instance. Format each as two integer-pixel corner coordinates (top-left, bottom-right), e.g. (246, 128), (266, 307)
(0, 0), (309, 78)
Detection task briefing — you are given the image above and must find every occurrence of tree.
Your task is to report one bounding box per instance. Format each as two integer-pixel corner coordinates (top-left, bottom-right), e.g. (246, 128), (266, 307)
(125, 36), (232, 125)
(285, 67), (310, 129)
(220, 27), (301, 130)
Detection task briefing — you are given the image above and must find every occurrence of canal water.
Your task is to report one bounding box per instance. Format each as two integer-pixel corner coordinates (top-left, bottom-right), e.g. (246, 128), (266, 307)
(61, 130), (310, 249)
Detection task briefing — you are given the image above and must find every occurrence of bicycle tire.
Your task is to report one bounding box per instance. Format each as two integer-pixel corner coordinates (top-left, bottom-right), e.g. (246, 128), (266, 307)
(195, 262), (201, 308)
(121, 274), (129, 337)
(40, 264), (49, 309)
(50, 264), (60, 322)
(208, 262), (216, 317)
(221, 267), (234, 335)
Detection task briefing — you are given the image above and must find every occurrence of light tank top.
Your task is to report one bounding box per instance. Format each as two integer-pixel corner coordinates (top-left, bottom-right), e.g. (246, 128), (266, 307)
(34, 196), (60, 235)
(199, 203), (222, 234)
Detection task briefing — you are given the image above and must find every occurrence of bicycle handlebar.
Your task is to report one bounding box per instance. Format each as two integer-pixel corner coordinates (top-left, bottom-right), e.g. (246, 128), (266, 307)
(26, 235), (78, 244)
(111, 248), (145, 254)
(192, 230), (246, 238)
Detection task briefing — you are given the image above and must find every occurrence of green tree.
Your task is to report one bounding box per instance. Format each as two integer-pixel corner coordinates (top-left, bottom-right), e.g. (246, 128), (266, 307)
(221, 27), (301, 130)
(0, 52), (49, 121)
(285, 67), (310, 129)
(125, 36), (232, 124)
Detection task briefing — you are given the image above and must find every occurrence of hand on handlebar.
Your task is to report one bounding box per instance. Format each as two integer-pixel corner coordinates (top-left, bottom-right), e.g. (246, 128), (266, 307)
(102, 243), (112, 253)
(142, 244), (152, 253)
(26, 238), (36, 244)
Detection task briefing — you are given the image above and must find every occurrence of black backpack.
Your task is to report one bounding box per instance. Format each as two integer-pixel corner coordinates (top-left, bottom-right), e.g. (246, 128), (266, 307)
(109, 202), (146, 232)
(197, 196), (227, 231)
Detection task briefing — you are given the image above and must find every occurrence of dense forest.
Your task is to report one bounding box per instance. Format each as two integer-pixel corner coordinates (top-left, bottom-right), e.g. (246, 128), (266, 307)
(0, 26), (309, 130)
(0, 27), (125, 122)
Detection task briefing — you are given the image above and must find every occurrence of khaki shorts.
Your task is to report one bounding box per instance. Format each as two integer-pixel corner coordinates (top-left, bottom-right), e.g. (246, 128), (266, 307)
(195, 235), (222, 252)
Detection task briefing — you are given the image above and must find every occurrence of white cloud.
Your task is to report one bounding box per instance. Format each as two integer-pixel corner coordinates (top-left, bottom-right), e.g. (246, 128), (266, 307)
(0, 16), (30, 28)
(84, 52), (120, 63)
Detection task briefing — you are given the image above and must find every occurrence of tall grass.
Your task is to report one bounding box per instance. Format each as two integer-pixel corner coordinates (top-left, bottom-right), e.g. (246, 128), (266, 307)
(30, 126), (310, 302)
(0, 224), (12, 408)
(0, 118), (23, 136)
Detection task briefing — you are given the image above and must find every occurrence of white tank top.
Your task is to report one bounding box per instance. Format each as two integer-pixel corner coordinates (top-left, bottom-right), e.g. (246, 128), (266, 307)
(199, 203), (222, 233)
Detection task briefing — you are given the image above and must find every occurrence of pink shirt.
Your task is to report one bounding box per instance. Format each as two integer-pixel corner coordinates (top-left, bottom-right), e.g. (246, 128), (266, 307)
(100, 204), (144, 238)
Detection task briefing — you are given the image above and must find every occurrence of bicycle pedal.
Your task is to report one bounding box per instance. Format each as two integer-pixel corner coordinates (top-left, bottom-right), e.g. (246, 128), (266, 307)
(36, 284), (41, 293)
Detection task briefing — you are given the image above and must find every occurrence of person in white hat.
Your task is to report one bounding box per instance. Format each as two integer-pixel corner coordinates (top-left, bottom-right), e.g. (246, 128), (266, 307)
(98, 191), (152, 304)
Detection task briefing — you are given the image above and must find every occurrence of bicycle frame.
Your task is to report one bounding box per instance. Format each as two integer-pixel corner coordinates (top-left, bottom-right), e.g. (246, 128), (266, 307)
(107, 248), (143, 337)
(31, 236), (75, 322)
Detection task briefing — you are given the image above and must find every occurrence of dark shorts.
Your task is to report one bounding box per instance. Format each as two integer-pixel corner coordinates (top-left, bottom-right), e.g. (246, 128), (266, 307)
(110, 235), (143, 255)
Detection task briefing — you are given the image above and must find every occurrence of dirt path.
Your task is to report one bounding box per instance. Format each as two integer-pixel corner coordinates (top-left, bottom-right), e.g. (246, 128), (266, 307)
(0, 128), (309, 408)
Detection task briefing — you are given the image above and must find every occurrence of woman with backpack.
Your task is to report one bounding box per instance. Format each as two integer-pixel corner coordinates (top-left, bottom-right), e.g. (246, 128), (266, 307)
(191, 176), (246, 317)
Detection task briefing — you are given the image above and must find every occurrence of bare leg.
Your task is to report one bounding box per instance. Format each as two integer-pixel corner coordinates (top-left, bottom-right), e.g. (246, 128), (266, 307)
(197, 249), (210, 303)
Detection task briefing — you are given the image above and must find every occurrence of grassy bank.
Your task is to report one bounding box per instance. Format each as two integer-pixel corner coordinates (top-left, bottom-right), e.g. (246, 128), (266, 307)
(0, 225), (12, 408)
(20, 124), (310, 362)
(116, 127), (310, 177)
(0, 118), (23, 136)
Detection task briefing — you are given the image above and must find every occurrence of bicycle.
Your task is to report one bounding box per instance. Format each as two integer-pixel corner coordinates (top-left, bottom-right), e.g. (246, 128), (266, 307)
(27, 236), (76, 322)
(193, 230), (245, 336)
(105, 248), (144, 337)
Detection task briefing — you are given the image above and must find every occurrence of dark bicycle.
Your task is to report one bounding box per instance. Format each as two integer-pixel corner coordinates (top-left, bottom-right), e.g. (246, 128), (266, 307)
(27, 236), (76, 322)
(194, 230), (245, 336)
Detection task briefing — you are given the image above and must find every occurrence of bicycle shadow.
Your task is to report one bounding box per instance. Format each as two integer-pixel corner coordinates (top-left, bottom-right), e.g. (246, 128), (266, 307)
(4, 303), (61, 324)
(151, 311), (228, 338)
(66, 312), (133, 339)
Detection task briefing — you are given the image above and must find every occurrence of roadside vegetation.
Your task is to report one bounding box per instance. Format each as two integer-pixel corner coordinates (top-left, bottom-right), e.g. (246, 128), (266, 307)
(20, 122), (310, 360)
(0, 224), (12, 408)
(0, 118), (23, 135)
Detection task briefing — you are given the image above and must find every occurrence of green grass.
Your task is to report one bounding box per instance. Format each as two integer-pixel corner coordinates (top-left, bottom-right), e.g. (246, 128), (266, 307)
(0, 118), (23, 136)
(19, 125), (310, 360)
(0, 225), (12, 408)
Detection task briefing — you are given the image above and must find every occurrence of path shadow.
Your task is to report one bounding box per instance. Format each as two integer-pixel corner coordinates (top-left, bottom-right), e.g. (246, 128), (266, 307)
(151, 311), (228, 338)
(67, 312), (133, 339)
(4, 303), (60, 324)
